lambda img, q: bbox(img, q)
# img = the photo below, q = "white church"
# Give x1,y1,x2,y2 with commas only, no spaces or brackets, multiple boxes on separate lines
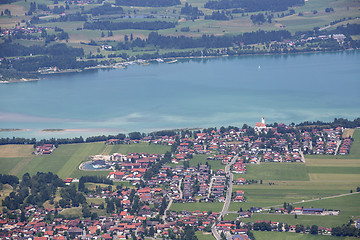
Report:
255,117,267,132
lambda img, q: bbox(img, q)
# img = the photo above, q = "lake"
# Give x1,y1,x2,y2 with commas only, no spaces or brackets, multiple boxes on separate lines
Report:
1,50,359,139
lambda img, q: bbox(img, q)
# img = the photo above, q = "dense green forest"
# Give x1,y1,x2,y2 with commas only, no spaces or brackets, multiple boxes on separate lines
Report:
204,0,304,12
84,3,124,16
83,20,177,31
115,0,181,7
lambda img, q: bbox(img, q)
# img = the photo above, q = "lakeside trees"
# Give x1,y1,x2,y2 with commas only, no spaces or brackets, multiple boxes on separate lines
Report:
83,20,177,31
115,0,180,7
204,0,304,12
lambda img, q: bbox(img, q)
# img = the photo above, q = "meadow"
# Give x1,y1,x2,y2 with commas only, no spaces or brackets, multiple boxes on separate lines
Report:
0,142,170,179
225,129,360,228
252,231,359,240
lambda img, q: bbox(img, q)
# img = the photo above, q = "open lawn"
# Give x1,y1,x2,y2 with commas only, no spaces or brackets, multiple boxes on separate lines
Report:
0,184,14,208
252,231,358,240
60,207,82,218
0,142,171,179
241,163,309,181
196,231,216,240
0,144,33,158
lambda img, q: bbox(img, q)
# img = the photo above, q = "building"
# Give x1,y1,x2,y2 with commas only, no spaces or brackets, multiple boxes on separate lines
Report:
255,117,266,132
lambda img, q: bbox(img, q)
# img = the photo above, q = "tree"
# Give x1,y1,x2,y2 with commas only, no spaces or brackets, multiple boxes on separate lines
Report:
310,225,318,235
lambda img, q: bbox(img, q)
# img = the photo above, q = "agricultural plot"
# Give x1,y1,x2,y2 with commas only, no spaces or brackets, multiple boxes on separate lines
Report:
0,142,171,179
240,163,309,181
253,231,358,240
228,130,360,229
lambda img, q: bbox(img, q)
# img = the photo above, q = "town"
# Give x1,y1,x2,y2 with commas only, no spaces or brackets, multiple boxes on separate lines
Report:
0,118,359,240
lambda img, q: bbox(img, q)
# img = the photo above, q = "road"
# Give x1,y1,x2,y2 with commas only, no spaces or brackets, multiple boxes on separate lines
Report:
208,177,215,198
178,178,183,199
212,154,238,240
221,155,238,215
300,151,305,163
334,139,341,155
162,198,173,222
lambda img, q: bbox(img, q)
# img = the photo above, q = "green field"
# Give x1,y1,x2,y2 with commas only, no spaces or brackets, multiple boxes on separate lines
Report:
227,130,360,228
0,142,170,179
196,231,216,240
239,163,309,181
253,231,358,240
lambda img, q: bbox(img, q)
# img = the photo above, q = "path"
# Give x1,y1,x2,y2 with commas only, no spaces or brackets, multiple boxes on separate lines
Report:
300,151,305,163
334,140,341,155
162,198,173,222
100,144,111,155
264,191,360,209
178,178,183,199
208,177,214,198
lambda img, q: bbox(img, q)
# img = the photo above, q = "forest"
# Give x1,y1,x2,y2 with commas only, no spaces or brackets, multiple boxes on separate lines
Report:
83,20,177,31
115,0,181,7
204,0,305,12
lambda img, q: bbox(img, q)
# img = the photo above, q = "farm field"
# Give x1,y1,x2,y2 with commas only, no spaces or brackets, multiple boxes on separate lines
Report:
252,231,359,240
228,129,360,228
0,142,170,179
239,163,309,181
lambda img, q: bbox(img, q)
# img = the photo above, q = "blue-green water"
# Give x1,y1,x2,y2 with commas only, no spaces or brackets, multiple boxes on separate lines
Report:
1,51,359,139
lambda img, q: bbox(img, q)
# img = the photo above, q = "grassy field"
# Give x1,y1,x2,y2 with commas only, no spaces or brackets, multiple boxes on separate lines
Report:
0,142,170,179
252,231,358,240
196,231,216,240
227,129,360,228
239,163,309,181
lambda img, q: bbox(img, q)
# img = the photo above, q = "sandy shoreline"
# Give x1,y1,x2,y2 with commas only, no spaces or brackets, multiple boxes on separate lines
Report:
0,78,39,83
39,128,91,133
0,128,30,132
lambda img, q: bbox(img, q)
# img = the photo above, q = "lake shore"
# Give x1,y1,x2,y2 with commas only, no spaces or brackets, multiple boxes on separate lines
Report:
0,48,356,83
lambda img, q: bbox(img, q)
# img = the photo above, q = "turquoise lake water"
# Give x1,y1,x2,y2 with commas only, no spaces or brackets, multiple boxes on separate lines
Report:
0,51,359,139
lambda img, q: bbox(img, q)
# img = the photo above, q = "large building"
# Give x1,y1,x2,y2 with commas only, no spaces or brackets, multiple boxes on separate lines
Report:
255,117,266,131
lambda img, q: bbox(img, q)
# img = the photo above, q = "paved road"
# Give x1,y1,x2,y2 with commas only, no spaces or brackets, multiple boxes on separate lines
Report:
208,177,215,198
178,178,183,199
335,140,341,155
222,155,238,215
212,154,238,240
300,151,305,163
162,198,173,222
